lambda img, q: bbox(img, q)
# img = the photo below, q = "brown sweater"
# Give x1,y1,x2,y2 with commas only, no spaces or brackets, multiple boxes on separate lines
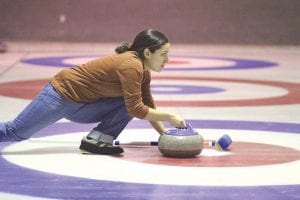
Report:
50,51,155,119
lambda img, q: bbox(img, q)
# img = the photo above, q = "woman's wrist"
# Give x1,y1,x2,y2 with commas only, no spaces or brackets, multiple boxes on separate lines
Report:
144,108,169,121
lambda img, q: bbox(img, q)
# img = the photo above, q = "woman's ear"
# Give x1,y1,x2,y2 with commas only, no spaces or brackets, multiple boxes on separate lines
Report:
143,48,151,59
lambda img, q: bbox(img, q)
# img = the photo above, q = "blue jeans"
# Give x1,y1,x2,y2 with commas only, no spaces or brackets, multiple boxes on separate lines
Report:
0,83,133,143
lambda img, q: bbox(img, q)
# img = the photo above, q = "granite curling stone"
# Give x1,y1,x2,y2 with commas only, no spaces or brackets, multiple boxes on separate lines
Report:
158,123,204,158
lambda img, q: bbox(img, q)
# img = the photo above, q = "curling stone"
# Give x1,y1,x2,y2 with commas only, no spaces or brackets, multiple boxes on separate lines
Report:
158,123,204,158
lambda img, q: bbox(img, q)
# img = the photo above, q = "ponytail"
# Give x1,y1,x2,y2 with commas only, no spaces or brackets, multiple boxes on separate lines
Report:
115,42,131,54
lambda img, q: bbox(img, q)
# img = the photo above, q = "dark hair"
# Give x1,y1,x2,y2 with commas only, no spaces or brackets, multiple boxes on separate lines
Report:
115,29,169,60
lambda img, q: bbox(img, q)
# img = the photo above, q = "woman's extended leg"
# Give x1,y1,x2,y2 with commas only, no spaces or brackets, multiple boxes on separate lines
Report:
0,83,81,142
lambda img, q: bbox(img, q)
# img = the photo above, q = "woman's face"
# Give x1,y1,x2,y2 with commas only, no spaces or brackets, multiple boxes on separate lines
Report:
143,43,170,72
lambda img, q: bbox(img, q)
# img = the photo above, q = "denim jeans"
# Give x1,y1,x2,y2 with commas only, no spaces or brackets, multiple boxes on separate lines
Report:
0,83,133,142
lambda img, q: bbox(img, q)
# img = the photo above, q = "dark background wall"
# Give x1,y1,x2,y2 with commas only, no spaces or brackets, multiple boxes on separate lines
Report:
0,0,299,44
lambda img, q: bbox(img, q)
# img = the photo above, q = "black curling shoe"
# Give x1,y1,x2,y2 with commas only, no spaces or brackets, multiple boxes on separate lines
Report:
79,136,124,155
